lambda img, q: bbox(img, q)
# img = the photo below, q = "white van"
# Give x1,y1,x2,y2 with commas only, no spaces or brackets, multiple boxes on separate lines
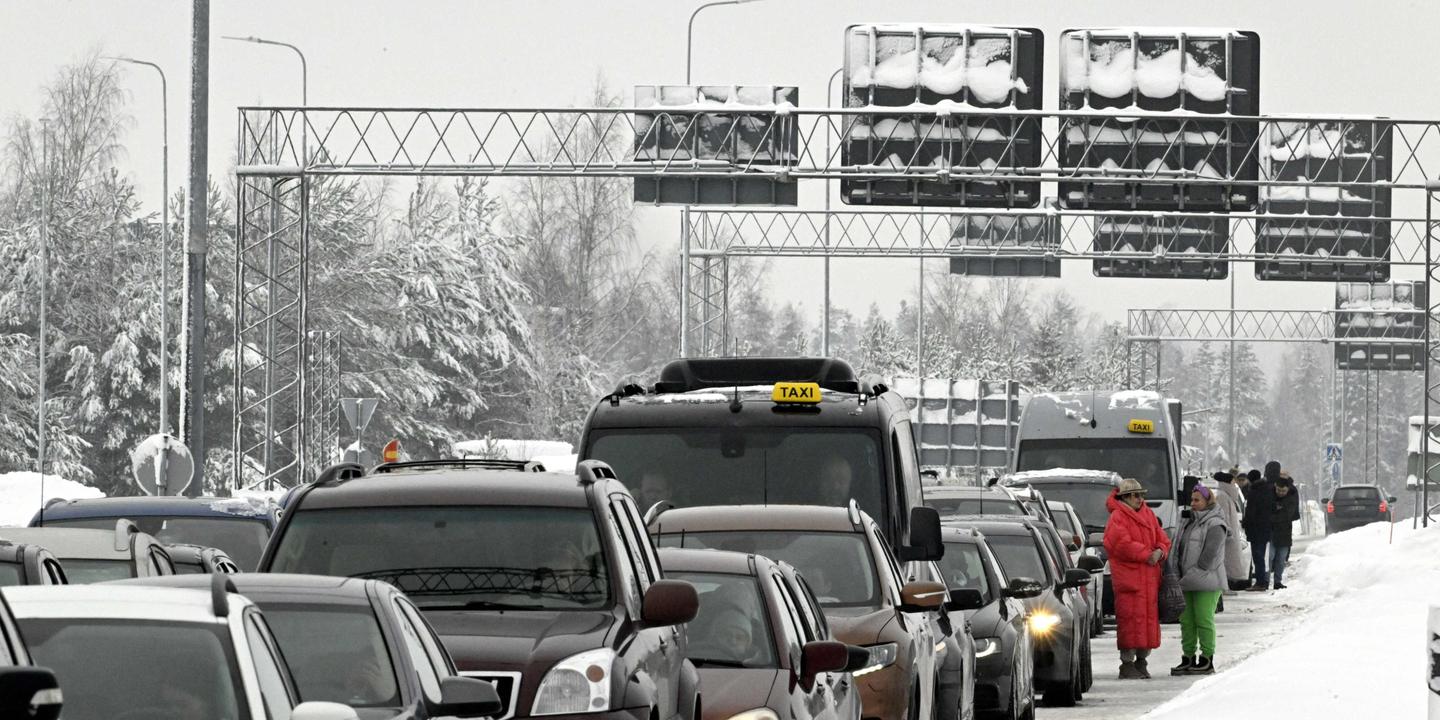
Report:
1010,391,1183,530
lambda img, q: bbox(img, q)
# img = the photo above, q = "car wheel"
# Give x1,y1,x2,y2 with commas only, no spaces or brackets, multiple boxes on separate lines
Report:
1080,639,1093,693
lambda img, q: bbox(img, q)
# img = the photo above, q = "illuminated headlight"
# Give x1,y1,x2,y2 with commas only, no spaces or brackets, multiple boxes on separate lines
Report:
1028,611,1061,635
974,637,1001,658
532,648,616,715
726,710,779,720
852,642,899,677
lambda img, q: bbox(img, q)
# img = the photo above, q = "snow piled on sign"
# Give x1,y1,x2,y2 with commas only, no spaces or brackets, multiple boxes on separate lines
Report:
0,471,105,527
1145,523,1440,719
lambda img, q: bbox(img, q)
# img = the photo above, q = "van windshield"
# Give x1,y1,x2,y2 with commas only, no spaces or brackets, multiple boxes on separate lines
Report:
1016,438,1173,500
586,428,886,522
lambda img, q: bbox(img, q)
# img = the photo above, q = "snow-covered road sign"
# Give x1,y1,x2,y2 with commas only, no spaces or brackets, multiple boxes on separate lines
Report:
130,434,194,496
340,398,378,432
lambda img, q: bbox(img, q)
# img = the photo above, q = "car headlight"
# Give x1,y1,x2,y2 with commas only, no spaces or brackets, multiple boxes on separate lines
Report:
726,710,779,720
532,648,616,716
852,642,898,677
974,637,1001,658
1028,611,1061,635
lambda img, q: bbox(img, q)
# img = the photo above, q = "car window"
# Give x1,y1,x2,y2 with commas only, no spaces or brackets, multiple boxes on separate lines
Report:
393,600,444,703
770,576,807,658
985,533,1051,585
246,615,296,720
894,421,922,520
977,539,1009,588
1029,483,1113,532
43,516,271,571
927,496,1027,517
0,606,19,665
59,559,134,583
1050,508,1077,537
1335,487,1380,501
261,603,401,708
789,573,831,641
660,530,882,609
398,599,458,679
1037,528,1070,571
938,541,992,601
611,494,660,586
269,506,611,610
22,618,247,720
608,503,648,605
44,559,65,585
0,564,21,587
871,526,907,597
670,571,778,669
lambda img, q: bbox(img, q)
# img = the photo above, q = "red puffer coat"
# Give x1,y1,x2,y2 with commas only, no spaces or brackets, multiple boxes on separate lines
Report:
1103,490,1172,650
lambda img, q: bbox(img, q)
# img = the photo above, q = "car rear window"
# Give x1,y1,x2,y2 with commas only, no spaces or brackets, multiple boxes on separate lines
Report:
268,506,611,610
1334,487,1380,501
43,517,270,571
60,559,134,584
0,563,22,586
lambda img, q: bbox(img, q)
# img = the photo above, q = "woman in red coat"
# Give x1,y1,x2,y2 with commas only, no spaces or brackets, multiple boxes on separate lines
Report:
1103,478,1172,679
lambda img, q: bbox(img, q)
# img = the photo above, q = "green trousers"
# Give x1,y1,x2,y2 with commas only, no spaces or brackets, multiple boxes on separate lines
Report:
1180,590,1222,657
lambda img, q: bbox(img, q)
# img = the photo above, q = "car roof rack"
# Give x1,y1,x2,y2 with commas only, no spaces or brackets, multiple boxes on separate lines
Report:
575,459,617,486
653,357,866,394
371,458,548,474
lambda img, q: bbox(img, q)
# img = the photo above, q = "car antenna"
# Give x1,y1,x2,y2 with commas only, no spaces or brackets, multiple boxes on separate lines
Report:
1089,388,1098,429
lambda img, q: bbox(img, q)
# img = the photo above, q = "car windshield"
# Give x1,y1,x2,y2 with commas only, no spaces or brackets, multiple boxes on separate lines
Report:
1335,487,1380,501
1016,438,1173,499
927,496,1026,517
985,534,1050,585
268,507,611,610
0,563,22,586
262,604,402,708
60,559,134,583
21,619,246,720
659,531,880,609
669,572,778,669
44,517,270,571
938,541,991,599
586,428,886,524
1029,483,1114,532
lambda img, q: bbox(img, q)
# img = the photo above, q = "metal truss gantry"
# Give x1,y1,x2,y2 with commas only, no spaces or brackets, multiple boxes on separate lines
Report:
233,105,1440,490
1126,307,1418,494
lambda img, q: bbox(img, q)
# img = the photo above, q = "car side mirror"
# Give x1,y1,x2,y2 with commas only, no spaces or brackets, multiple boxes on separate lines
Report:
1061,568,1090,589
1001,577,1044,599
898,507,944,562
799,640,848,691
1085,531,1105,548
843,645,872,673
0,666,62,720
641,579,699,627
432,676,503,718
292,702,361,720
1320,497,1329,504
943,587,985,612
1077,555,1105,573
898,580,947,612
1388,496,1398,503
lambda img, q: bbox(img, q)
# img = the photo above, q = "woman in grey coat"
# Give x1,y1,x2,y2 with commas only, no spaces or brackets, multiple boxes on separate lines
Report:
1169,484,1229,676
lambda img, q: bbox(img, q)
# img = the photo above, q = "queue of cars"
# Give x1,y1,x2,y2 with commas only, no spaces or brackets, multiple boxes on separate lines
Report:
0,356,1119,720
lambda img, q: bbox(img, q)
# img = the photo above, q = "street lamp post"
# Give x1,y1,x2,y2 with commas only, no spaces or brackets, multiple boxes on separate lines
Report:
106,57,170,434
686,0,763,84
221,35,307,104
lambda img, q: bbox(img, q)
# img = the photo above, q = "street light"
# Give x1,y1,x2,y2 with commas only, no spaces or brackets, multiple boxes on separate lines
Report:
104,56,171,434
221,35,307,104
686,0,764,84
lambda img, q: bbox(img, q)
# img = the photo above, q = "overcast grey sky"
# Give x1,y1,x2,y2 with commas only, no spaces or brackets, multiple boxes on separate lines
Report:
4,0,1437,342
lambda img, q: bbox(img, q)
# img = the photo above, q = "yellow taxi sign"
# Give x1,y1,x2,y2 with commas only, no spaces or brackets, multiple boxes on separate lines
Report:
1128,419,1155,434
772,382,822,404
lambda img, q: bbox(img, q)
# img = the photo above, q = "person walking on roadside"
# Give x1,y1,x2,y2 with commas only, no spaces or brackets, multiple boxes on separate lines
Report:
1241,462,1279,590
1169,484,1229,676
1211,471,1249,592
1270,473,1301,589
1104,478,1172,679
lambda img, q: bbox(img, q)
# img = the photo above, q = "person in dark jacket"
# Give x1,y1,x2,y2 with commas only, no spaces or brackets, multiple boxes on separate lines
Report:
1270,473,1301,589
1170,483,1229,675
1241,462,1280,590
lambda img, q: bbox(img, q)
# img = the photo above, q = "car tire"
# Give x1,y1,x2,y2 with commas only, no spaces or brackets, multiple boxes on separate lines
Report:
1080,638,1093,693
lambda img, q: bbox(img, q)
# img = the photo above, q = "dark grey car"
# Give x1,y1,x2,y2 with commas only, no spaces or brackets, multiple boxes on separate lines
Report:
937,527,1040,720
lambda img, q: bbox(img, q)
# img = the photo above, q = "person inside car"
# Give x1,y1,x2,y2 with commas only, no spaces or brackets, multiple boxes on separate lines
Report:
692,601,764,666
816,455,854,507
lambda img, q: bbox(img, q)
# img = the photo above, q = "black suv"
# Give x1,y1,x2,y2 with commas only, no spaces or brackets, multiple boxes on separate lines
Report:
260,459,701,720
1324,484,1396,533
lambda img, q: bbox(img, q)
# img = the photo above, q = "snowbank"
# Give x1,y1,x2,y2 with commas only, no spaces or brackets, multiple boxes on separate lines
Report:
1144,522,1440,719
0,471,105,527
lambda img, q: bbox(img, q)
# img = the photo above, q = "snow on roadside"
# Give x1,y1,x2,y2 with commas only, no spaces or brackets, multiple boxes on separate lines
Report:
1145,522,1440,719
0,471,105,527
